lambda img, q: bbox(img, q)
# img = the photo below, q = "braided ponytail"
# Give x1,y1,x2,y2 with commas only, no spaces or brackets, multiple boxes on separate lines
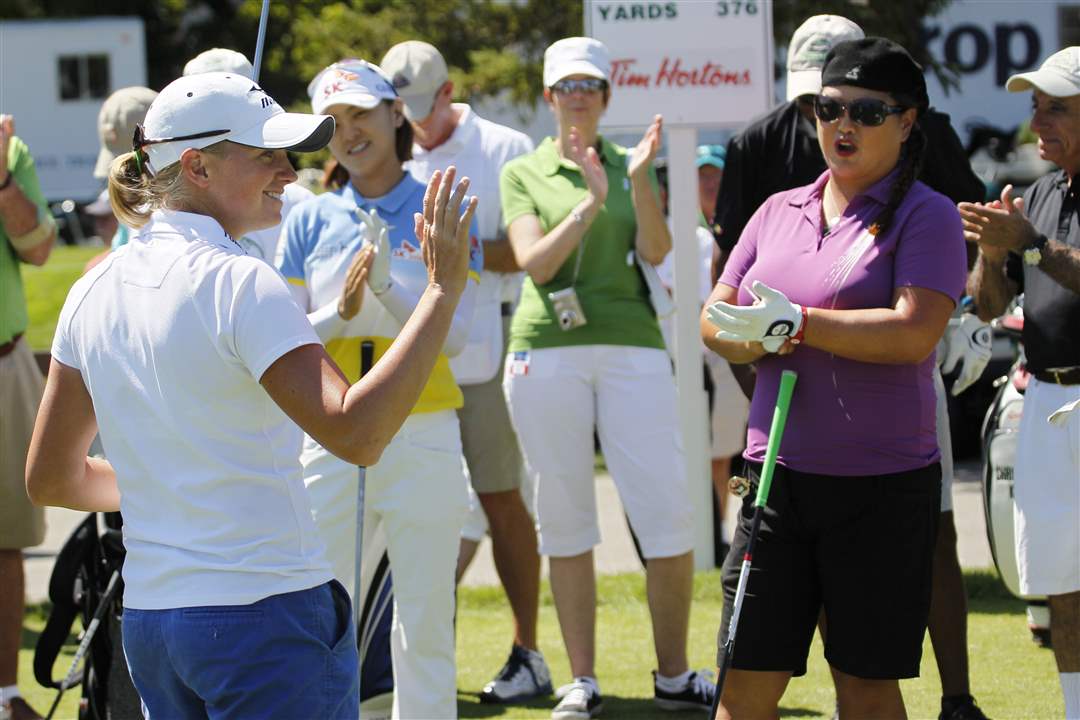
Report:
870,119,927,237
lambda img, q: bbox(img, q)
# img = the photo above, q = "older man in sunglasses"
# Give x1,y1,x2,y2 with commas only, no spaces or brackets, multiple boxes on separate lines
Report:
711,16,991,720
962,46,1080,720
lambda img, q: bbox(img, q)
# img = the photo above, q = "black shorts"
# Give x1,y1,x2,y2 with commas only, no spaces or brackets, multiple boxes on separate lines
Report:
716,460,940,679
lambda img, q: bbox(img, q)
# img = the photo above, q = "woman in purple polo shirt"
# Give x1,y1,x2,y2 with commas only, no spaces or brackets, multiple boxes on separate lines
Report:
700,39,967,719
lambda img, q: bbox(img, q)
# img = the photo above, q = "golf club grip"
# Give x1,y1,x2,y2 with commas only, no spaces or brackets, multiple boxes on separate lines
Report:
754,370,797,508
360,340,375,377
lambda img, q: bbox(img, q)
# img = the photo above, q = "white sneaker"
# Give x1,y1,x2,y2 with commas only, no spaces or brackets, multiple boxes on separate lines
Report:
552,678,603,720
479,644,553,704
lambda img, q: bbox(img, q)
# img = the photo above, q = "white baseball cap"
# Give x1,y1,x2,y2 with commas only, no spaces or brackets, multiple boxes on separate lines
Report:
183,48,254,79
307,59,399,116
1006,47,1080,97
96,86,158,178
543,37,610,88
786,15,864,101
380,41,449,122
139,72,334,174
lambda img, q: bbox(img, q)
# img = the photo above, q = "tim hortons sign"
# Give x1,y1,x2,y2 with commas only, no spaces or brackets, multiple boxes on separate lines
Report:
585,0,773,128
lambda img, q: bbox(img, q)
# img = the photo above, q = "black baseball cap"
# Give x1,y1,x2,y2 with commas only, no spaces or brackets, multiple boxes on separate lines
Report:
820,37,928,111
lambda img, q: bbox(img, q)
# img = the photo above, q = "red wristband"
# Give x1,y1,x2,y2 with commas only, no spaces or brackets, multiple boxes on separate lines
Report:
790,305,809,345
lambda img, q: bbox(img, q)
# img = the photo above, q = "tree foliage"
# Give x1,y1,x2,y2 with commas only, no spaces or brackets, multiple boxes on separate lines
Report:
0,0,958,106
1,0,582,109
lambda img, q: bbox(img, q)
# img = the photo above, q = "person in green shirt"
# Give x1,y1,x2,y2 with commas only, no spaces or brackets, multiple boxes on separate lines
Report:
498,37,716,719
0,114,56,720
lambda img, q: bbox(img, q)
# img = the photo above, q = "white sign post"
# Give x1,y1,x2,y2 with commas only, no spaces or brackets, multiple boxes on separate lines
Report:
585,0,773,570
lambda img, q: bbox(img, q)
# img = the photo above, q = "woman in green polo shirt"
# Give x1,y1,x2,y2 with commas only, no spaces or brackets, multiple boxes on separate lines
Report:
498,37,715,719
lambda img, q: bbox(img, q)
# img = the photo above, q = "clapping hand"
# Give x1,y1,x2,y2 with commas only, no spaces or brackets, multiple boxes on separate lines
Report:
567,125,607,205
413,166,478,298
337,245,374,320
0,114,13,185
354,207,392,295
628,114,662,182
958,184,1039,261
705,281,804,353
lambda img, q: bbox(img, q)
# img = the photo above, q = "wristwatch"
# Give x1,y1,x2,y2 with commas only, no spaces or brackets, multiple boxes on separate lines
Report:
1023,234,1048,266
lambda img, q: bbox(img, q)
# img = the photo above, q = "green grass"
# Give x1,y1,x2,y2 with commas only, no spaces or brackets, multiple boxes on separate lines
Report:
454,569,1060,720
23,244,101,351
18,569,1060,719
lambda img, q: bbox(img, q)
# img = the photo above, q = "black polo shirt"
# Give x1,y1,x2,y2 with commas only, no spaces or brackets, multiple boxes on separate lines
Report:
714,101,984,253
1007,170,1080,373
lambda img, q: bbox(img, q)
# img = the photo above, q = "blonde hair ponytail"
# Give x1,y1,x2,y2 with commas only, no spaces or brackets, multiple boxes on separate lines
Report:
107,142,228,228
108,152,155,228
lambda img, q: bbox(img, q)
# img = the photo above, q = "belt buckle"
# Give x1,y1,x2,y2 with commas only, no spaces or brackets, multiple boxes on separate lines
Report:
1053,369,1064,384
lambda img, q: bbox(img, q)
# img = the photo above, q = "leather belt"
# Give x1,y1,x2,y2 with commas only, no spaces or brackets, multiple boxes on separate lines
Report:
0,332,23,359
1034,366,1080,386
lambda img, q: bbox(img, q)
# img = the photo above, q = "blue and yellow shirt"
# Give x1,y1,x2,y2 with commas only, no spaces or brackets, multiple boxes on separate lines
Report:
278,174,481,414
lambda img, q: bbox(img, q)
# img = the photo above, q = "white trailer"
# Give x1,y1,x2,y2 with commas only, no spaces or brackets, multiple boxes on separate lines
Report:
0,17,147,203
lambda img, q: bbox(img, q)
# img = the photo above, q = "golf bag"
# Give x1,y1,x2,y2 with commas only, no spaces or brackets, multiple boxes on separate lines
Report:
33,512,142,720
980,308,1051,642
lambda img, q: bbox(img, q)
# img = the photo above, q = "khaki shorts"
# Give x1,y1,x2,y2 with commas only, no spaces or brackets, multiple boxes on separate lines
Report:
0,337,46,549
456,315,525,495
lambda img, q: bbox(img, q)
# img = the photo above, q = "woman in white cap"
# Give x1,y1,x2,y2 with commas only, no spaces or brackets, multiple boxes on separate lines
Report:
25,71,477,719
277,58,481,720
182,47,316,264
499,37,715,719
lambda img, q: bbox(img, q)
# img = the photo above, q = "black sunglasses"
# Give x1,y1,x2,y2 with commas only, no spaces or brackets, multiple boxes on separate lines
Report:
551,78,608,95
132,123,231,152
813,95,907,127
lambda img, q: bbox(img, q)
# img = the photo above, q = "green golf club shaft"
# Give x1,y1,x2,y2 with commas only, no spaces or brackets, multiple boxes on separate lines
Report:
713,370,798,710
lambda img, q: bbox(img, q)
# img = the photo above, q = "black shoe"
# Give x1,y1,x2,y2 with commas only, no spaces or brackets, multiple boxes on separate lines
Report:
1031,626,1052,648
939,695,991,720
653,670,716,712
479,644,553,704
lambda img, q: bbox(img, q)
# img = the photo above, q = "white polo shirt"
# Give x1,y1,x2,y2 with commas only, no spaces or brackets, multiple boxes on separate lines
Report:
52,209,333,609
407,103,533,384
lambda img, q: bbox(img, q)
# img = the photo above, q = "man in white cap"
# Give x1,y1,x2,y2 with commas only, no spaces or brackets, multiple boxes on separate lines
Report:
182,47,254,78
379,39,549,706
962,46,1080,720
183,48,314,263
94,86,157,251
713,16,991,720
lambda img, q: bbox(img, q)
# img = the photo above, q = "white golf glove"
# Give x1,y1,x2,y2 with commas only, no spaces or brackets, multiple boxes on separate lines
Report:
705,280,804,353
939,313,992,396
354,207,391,295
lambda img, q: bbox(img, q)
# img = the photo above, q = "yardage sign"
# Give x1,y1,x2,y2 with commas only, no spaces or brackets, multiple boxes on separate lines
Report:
584,0,774,130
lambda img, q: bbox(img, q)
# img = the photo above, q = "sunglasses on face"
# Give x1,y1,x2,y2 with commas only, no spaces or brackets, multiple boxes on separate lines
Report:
551,78,607,95
813,95,907,127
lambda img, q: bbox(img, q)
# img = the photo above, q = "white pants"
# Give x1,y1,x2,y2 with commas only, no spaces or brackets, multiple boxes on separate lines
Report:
933,370,955,513
302,411,469,720
707,353,749,460
1015,378,1080,596
503,345,694,559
